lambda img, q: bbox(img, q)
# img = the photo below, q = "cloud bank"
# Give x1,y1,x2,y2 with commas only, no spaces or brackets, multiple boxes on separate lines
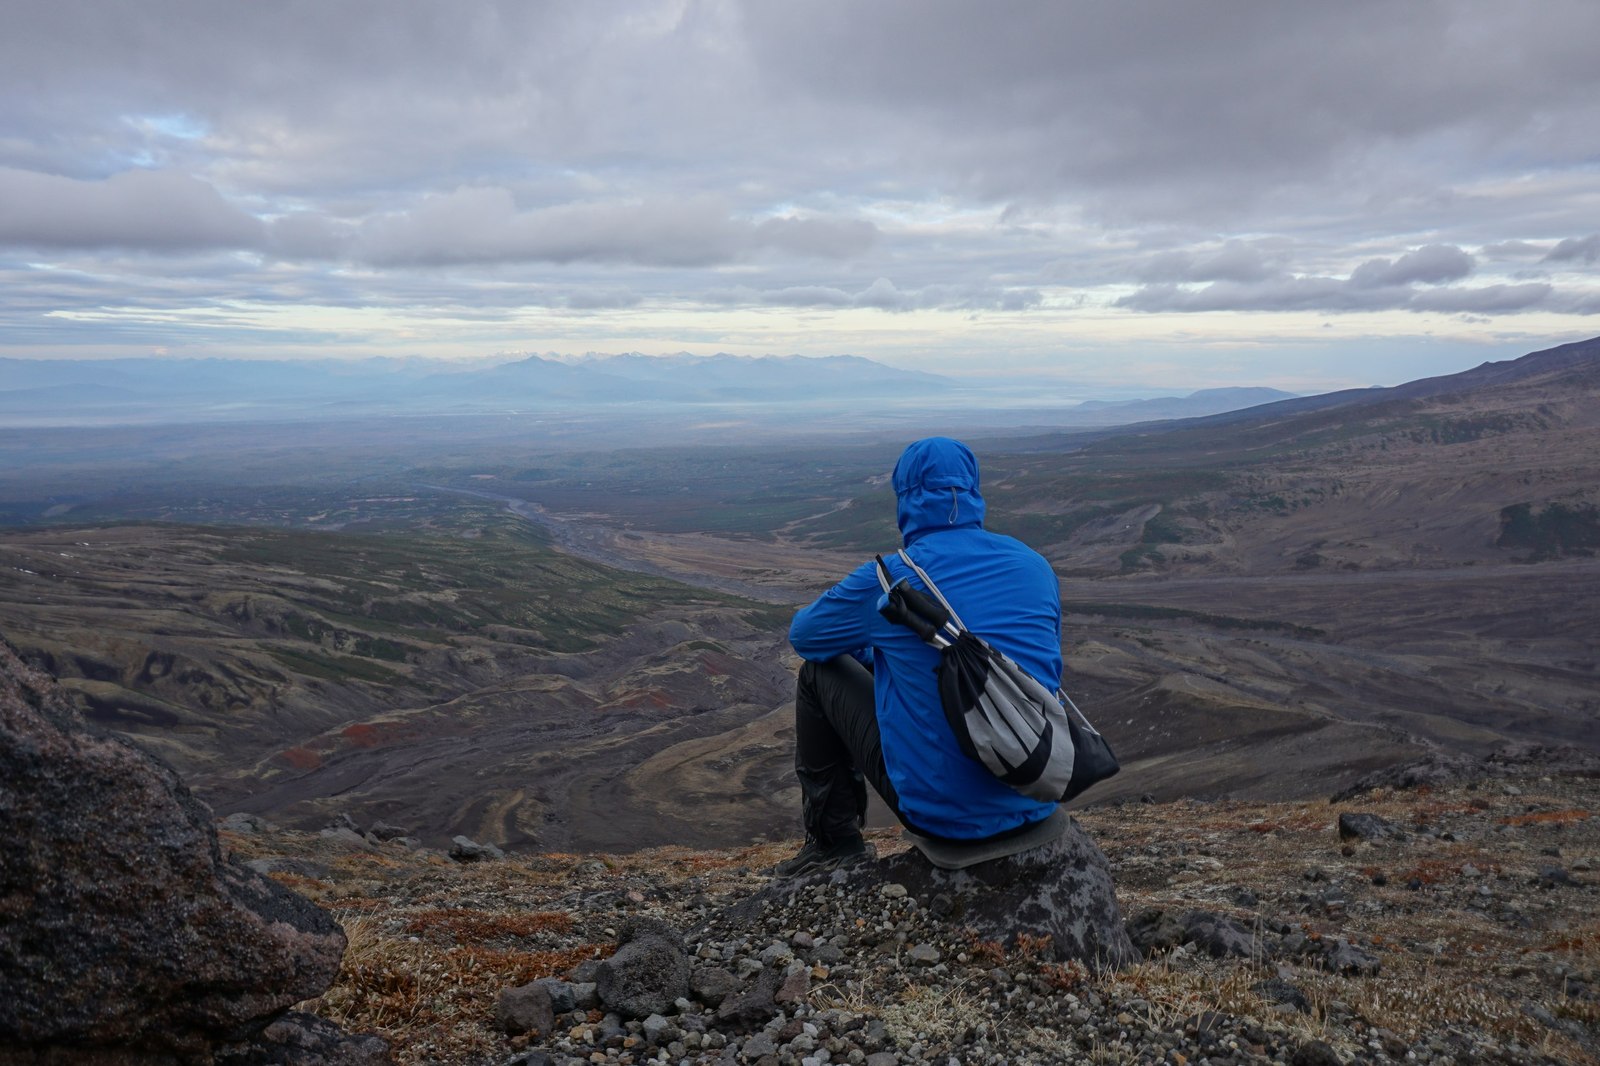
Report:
0,0,1597,378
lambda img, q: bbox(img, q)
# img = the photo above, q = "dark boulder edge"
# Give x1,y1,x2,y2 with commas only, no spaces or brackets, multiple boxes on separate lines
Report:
0,636,389,1063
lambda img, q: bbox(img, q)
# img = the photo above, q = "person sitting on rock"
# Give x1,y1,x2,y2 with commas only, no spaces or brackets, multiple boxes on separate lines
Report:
779,436,1062,876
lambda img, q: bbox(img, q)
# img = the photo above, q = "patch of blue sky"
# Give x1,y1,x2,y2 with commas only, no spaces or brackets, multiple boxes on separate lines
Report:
129,112,210,140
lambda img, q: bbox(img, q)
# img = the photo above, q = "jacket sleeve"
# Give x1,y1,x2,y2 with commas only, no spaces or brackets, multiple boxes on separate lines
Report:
788,560,880,662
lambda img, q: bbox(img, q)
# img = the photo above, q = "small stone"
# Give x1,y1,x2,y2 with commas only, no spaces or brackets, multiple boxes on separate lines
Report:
449,835,505,862
1537,865,1573,888
219,811,268,834
641,1013,672,1045
690,965,735,1007
1292,1039,1343,1066
880,883,908,900
1252,978,1310,1013
759,942,795,967
775,966,811,1005
906,943,941,966
496,982,555,1036
1337,812,1403,843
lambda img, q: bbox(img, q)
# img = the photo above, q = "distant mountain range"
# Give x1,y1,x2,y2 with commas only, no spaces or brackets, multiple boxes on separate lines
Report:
0,351,1296,427
0,352,951,423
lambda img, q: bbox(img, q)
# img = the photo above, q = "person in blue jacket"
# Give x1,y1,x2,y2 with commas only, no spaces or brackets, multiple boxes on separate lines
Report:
779,436,1062,876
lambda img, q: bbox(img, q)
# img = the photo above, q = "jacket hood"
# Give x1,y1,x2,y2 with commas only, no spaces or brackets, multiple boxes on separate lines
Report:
892,437,986,545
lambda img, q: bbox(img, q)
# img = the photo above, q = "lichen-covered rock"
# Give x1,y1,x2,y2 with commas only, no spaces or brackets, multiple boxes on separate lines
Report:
595,917,690,1019
730,814,1136,968
0,637,376,1061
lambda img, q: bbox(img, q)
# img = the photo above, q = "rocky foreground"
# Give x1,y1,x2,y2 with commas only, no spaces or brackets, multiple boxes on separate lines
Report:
221,750,1598,1066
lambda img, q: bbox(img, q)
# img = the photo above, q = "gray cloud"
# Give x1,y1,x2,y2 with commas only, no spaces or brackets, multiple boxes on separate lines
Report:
1118,275,1558,315
755,278,1039,313
1135,241,1279,284
1545,235,1600,263
1349,245,1475,288
0,167,262,251
346,190,876,267
1,1,1598,367
1481,240,1550,258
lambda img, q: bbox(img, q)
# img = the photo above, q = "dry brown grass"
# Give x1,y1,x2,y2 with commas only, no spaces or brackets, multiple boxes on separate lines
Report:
401,908,574,942
300,905,611,1063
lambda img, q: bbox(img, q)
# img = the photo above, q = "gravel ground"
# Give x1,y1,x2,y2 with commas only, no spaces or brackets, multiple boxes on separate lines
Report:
228,754,1598,1065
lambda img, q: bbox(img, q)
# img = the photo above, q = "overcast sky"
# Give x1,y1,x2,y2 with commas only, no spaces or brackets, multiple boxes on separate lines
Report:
3,1,1599,394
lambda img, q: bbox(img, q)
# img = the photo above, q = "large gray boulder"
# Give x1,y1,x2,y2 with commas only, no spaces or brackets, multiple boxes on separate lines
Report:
869,821,1139,967
0,637,386,1062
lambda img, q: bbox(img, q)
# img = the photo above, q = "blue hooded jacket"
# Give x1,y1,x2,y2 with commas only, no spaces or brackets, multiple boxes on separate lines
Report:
788,437,1061,838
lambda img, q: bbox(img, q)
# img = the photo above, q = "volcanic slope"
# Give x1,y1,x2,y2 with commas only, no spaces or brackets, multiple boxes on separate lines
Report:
0,512,798,851
456,338,1600,805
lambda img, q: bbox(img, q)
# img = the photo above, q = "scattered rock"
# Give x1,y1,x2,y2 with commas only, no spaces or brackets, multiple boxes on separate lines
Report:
596,917,690,1019
1252,978,1310,1013
1129,909,1255,959
534,978,578,1014
714,965,783,1029
320,826,372,848
723,813,1136,967
367,820,410,842
1180,910,1258,959
496,982,555,1035
1537,865,1573,888
1292,1039,1344,1066
1127,909,1187,955
1319,938,1381,976
449,835,505,862
773,965,810,1004
1337,812,1404,843
690,965,736,1007
220,811,270,834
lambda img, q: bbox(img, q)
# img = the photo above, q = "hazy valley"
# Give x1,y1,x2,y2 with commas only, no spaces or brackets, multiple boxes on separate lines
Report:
1,340,1596,852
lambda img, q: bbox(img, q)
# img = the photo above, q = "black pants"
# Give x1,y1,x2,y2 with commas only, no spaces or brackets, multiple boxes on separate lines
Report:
794,655,907,844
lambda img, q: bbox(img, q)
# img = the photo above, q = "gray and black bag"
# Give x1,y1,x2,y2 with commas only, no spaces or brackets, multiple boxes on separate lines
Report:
875,550,1118,803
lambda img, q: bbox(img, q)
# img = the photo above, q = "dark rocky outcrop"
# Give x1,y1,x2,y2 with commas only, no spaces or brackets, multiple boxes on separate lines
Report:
1128,908,1258,959
595,917,691,1019
0,637,384,1063
716,815,1136,969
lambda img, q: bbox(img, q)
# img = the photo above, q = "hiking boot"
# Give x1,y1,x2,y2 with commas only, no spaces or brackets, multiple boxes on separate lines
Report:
773,834,873,879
